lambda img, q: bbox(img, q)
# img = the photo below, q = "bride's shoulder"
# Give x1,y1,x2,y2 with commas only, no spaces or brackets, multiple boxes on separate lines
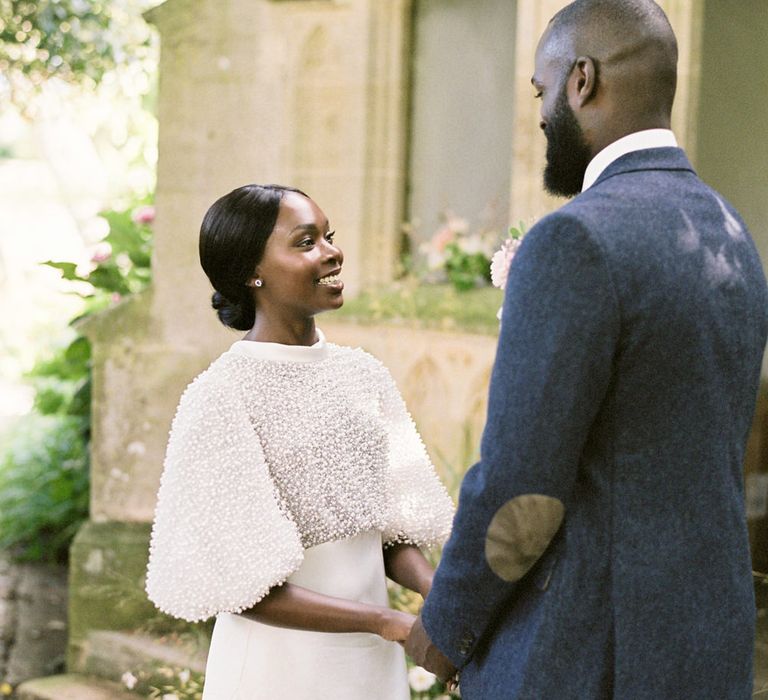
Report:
327,343,390,379
174,353,244,411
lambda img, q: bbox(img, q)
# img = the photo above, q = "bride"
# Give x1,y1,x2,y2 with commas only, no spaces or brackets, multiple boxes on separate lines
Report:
145,183,455,699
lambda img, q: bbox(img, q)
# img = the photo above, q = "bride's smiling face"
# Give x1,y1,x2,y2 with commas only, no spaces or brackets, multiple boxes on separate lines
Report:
252,191,345,317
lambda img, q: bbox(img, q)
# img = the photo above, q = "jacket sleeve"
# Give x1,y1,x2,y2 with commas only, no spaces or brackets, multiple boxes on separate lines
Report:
375,362,455,549
145,372,304,622
421,214,619,667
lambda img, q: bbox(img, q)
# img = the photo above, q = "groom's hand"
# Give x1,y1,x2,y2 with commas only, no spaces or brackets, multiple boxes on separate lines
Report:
405,614,458,682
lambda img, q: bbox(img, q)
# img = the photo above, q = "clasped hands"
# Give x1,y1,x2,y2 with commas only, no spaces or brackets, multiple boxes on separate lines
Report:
404,614,459,689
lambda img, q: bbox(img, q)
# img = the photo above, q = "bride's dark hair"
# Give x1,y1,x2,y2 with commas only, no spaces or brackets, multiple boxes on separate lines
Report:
199,184,307,330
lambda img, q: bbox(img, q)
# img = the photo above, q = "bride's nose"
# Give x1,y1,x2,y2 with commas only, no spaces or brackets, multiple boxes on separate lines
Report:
322,237,343,265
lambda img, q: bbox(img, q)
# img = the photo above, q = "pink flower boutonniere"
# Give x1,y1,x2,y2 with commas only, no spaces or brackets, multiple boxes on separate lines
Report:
490,223,527,320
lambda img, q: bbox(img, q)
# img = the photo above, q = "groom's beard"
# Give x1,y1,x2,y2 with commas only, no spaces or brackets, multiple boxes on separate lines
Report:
543,85,592,198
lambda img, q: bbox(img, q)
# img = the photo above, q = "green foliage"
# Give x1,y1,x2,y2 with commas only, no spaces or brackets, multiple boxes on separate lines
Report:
0,414,89,562
0,200,153,562
443,242,493,292
0,0,154,105
412,218,529,295
147,667,205,700
42,202,153,316
1,1,115,82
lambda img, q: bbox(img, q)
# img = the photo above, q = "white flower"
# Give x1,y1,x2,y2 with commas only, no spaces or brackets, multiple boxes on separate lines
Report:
161,695,179,700
121,671,137,690
408,665,437,692
445,213,469,235
178,668,191,684
490,237,522,290
457,234,484,255
424,247,448,272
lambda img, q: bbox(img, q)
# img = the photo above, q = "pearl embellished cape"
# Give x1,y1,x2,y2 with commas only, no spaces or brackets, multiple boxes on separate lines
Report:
145,330,454,622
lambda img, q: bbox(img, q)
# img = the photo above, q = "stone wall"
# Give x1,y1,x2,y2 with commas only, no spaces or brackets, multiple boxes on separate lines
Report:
0,554,68,689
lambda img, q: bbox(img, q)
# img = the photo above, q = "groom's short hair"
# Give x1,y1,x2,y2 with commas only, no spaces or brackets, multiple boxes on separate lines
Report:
545,0,678,118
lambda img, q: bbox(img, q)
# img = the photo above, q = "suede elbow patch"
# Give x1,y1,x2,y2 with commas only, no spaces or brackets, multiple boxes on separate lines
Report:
484,494,564,582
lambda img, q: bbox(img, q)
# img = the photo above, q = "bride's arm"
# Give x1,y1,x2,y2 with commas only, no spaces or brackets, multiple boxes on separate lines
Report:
239,582,415,642
383,543,435,598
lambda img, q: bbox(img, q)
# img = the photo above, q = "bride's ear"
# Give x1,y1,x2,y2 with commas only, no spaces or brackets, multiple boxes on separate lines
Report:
570,56,598,108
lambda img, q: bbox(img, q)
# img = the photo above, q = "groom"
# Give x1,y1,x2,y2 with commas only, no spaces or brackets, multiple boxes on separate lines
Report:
406,1,768,698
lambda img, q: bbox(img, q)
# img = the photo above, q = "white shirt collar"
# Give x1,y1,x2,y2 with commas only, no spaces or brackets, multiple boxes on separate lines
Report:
228,328,329,363
582,128,678,191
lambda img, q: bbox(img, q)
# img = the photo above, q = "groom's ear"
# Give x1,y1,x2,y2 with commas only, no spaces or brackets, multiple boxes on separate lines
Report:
570,56,598,108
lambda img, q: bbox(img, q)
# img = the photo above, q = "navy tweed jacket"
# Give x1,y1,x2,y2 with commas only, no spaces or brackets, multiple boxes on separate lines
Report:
422,147,768,699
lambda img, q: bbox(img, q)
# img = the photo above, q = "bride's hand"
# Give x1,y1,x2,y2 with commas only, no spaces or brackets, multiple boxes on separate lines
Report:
377,608,416,644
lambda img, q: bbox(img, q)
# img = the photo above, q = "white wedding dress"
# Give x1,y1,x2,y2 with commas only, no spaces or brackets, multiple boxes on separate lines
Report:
201,530,409,700
145,331,454,699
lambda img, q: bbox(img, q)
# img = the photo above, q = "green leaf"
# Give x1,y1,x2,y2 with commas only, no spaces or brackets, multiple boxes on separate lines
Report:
128,249,152,268
34,387,67,415
64,336,91,368
67,378,91,419
41,260,86,282
86,265,131,294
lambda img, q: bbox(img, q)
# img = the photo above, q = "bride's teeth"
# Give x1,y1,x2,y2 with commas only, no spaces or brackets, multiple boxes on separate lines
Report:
318,275,340,286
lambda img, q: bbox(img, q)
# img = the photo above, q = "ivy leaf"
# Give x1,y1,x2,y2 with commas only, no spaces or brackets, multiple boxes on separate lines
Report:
41,260,87,282
64,336,91,369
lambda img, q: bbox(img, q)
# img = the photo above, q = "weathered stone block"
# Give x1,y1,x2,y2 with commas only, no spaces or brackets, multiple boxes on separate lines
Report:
79,630,207,683
16,674,136,700
5,562,67,687
67,522,155,671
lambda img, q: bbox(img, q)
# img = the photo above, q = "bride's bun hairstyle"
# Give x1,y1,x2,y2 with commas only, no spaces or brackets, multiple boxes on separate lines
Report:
199,184,306,330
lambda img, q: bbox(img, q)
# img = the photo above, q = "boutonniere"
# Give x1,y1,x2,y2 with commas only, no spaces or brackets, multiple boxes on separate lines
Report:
490,223,527,320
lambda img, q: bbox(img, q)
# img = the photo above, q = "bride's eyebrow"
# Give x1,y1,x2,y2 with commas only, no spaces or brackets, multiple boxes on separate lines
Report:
289,223,318,233
289,222,331,235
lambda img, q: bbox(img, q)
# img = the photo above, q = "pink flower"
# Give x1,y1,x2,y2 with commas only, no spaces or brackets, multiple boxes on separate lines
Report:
90,243,112,264
111,293,122,304
132,205,155,225
490,237,522,289
430,225,455,253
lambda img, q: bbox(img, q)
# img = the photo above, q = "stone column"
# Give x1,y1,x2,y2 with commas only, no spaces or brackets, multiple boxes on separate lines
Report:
508,0,567,226
277,0,412,289
656,0,704,159
508,0,703,225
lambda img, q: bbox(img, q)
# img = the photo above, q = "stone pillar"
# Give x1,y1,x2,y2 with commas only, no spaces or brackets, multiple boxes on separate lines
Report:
508,0,567,226
508,0,703,225
277,0,412,289
656,0,704,159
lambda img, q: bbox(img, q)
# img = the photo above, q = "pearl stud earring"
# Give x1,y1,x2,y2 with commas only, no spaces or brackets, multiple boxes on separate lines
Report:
251,279,263,288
